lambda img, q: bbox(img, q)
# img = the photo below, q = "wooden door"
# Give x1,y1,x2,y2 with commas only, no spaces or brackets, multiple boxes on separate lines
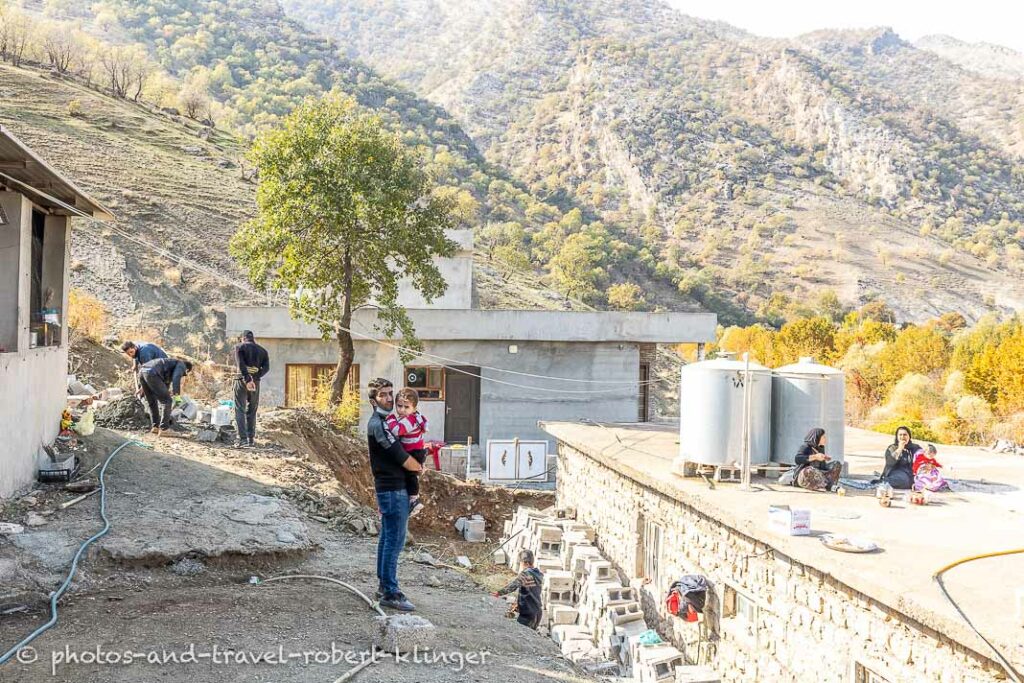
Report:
444,366,480,444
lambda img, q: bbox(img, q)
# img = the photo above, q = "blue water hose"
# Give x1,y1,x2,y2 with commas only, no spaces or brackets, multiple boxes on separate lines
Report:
0,438,146,666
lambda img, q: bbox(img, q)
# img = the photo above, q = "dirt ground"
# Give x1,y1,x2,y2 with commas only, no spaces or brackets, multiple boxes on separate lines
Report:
0,425,576,683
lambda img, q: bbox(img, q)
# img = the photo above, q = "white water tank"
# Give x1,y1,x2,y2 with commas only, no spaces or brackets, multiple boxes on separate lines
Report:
678,355,772,466
771,357,845,464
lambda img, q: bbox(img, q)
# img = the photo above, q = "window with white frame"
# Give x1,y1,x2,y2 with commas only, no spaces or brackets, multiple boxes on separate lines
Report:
636,515,663,589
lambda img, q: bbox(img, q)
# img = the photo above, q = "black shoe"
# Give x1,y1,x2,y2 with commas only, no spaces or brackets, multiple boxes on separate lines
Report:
379,593,415,612
409,499,424,518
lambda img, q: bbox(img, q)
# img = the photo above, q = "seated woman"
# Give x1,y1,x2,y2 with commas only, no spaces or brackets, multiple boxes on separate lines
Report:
881,426,920,490
794,427,842,492
913,444,950,492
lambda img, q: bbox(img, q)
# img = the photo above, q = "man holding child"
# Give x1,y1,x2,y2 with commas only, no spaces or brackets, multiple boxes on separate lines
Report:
366,377,423,612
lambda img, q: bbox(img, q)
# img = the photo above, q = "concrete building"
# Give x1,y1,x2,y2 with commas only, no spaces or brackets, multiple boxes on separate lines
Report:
0,126,112,498
226,230,716,471
543,421,1023,682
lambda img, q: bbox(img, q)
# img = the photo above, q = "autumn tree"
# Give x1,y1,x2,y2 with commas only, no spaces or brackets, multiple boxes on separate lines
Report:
607,282,644,311
41,22,81,74
231,94,458,404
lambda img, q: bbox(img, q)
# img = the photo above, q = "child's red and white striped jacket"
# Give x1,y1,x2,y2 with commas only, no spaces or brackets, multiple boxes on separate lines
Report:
385,412,428,451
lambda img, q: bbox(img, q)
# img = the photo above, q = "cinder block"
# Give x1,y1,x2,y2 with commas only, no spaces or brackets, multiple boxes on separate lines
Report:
536,557,562,574
544,588,575,605
492,549,507,565
372,614,436,653
606,601,643,624
543,570,574,591
551,625,591,644
550,605,579,626
538,525,563,543
636,645,684,683
463,518,486,542
599,585,636,607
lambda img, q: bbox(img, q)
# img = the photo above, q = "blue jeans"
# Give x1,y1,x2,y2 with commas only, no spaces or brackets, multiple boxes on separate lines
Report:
375,489,409,597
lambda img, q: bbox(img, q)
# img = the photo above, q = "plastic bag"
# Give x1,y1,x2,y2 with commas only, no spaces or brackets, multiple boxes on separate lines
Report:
778,465,800,486
74,407,96,436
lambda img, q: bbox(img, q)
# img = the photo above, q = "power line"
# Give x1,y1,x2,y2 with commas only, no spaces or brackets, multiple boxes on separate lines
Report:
77,220,671,395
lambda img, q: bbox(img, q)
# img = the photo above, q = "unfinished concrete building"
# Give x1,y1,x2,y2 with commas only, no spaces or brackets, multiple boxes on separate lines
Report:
226,230,717,466
0,126,112,498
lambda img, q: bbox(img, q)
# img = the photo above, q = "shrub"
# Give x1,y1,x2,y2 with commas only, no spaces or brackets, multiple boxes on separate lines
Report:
68,288,108,342
67,99,83,118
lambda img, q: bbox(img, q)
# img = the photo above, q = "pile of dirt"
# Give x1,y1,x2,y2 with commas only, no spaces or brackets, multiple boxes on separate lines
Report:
95,396,151,430
69,335,131,390
258,408,554,535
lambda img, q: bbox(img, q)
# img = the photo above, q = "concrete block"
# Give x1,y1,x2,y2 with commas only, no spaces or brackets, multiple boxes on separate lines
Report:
372,614,436,653
636,645,684,683
606,601,643,624
536,557,562,574
586,560,616,584
560,639,593,658
599,585,636,607
544,588,575,605
539,540,562,555
543,569,574,591
195,428,220,443
463,518,486,542
538,525,563,543
551,625,591,645
492,549,507,565
550,605,578,626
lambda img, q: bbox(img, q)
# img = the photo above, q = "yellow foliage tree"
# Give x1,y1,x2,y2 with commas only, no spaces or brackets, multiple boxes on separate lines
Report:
68,288,108,342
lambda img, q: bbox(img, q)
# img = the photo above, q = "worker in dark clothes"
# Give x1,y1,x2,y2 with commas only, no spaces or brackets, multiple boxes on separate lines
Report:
366,377,423,612
121,340,167,399
492,550,544,629
139,358,193,435
233,330,270,448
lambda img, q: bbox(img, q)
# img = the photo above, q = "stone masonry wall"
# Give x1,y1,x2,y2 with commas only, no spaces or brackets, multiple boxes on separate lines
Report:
555,441,1002,682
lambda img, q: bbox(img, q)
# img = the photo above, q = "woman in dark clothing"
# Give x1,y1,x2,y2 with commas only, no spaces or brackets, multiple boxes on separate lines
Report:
794,427,842,491
882,426,919,490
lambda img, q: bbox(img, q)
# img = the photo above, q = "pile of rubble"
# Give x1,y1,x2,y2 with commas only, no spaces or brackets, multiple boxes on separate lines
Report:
989,439,1024,456
94,396,151,430
498,506,712,682
270,487,379,536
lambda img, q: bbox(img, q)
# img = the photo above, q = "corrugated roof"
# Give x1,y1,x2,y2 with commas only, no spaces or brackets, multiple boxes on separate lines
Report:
0,125,113,220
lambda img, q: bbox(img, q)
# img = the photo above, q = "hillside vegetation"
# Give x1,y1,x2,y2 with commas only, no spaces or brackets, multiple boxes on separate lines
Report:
282,0,1024,323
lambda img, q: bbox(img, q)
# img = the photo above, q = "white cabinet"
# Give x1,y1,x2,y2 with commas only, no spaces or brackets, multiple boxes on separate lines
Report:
486,439,549,481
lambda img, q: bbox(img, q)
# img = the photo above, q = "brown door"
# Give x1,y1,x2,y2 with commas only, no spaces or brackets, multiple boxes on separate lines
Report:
444,366,480,444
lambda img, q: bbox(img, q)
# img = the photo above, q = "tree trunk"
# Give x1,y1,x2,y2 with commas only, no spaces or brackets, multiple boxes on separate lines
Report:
330,249,355,405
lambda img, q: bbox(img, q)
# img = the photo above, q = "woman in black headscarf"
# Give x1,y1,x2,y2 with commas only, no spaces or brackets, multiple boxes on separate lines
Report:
881,425,918,490
794,427,842,492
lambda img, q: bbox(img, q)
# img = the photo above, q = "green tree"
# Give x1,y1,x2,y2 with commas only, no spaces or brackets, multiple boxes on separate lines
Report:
231,94,457,403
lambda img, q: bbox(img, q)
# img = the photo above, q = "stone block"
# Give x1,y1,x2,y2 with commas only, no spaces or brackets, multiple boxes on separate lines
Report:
372,614,436,653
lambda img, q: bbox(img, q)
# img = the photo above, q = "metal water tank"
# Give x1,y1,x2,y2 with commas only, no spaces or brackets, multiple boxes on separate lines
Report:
678,355,772,466
771,357,845,464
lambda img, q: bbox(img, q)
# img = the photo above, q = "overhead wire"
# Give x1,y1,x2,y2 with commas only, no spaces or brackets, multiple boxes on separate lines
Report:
77,219,672,394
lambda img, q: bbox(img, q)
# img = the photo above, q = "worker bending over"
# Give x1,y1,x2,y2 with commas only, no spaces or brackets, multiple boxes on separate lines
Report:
121,339,167,399
139,357,193,436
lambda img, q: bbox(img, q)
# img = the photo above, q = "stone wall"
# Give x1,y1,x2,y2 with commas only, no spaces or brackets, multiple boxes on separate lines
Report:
555,440,1002,682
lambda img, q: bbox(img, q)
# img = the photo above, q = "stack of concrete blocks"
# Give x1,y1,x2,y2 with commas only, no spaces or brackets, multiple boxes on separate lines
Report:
633,644,686,683
497,506,687,681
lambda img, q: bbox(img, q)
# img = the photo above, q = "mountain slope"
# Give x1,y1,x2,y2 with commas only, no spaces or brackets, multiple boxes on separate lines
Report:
280,0,1024,323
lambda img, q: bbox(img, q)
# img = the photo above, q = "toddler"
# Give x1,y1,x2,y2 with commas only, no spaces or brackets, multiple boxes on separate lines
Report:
386,387,429,517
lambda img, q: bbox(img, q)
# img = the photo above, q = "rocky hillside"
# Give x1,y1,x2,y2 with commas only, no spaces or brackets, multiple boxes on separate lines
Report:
281,0,1024,323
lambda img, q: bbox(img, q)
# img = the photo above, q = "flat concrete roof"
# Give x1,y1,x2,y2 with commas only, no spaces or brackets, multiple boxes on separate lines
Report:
541,421,1024,673
227,306,717,343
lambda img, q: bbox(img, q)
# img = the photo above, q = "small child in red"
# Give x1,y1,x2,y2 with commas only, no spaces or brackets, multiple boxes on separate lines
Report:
386,387,429,517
